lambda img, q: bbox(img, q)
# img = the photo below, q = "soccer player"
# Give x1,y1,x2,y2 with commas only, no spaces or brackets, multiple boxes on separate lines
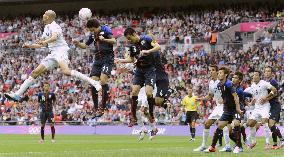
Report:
5,10,101,101
244,71,277,149
194,65,231,152
264,66,284,149
38,81,56,143
204,67,242,153
182,85,200,142
115,28,161,127
137,86,158,141
73,19,116,116
228,71,251,152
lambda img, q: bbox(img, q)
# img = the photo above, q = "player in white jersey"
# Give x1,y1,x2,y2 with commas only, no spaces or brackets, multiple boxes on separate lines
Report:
137,86,158,141
194,65,231,152
244,71,277,149
5,10,101,102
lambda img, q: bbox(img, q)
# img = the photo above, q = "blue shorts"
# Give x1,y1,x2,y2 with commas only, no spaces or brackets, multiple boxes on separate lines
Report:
133,67,156,87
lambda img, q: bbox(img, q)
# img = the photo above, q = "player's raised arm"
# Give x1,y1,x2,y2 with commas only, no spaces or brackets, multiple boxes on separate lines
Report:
141,35,161,55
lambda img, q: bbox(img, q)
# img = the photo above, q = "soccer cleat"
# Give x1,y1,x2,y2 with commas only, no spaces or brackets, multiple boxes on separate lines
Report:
39,139,44,144
239,147,244,152
90,80,102,91
138,130,147,141
271,145,279,150
265,143,271,150
189,138,195,142
193,145,207,152
149,129,158,140
249,142,257,149
233,146,240,154
51,139,55,143
204,146,216,153
219,146,232,152
128,118,137,127
4,92,21,102
279,140,284,148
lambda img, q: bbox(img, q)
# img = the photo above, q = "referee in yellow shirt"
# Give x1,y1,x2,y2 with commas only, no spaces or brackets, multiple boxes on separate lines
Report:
182,85,200,142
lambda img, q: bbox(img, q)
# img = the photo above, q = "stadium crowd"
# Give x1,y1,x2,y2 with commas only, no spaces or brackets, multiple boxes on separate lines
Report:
1,7,284,126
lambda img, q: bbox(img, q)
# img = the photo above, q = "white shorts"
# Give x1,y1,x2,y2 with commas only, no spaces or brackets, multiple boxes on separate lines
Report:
40,47,70,70
249,106,270,120
208,104,224,120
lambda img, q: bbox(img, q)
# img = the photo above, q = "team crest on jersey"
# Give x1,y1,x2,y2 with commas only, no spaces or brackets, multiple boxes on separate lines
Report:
141,40,145,45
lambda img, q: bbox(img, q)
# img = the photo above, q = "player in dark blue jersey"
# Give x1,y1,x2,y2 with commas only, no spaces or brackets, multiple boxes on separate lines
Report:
116,27,161,127
153,52,171,108
264,66,284,149
204,67,242,153
38,81,56,143
73,19,116,116
228,71,252,152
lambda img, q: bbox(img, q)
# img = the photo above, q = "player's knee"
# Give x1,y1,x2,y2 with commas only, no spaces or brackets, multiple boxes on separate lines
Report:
131,90,139,96
155,97,163,106
205,121,211,129
268,123,274,128
61,69,71,76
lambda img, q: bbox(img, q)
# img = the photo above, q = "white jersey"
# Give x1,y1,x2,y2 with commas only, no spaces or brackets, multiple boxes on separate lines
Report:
209,79,223,105
41,21,69,51
244,80,272,109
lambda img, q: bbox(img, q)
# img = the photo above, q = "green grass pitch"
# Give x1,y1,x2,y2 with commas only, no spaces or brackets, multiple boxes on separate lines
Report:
0,135,283,157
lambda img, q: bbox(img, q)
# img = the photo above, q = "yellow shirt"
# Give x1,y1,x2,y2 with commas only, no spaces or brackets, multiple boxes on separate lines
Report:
182,95,199,111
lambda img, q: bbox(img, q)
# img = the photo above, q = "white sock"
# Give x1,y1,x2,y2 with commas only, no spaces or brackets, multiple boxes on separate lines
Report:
149,121,157,131
202,129,210,147
71,70,99,86
223,126,230,148
249,127,256,144
264,123,271,144
137,110,146,131
15,76,36,96
243,123,247,129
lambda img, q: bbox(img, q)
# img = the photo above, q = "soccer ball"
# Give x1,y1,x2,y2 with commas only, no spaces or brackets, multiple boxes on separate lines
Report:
79,8,92,20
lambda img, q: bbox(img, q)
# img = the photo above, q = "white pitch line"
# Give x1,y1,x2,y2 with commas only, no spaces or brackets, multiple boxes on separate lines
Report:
0,147,187,156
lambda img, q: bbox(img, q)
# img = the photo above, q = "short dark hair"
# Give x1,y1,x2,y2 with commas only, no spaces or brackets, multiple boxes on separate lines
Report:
219,67,229,78
265,66,274,72
124,27,136,37
254,70,262,77
86,19,100,28
209,65,218,71
234,71,243,81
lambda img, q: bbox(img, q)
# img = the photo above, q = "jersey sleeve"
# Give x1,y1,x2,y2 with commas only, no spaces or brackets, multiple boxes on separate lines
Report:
262,81,273,90
244,87,252,94
270,79,279,90
102,26,113,38
142,35,153,44
85,34,95,46
50,24,62,35
226,81,236,94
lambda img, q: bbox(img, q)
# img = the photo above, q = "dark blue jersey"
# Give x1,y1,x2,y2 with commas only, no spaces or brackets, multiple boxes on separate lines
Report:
38,92,56,113
85,25,114,59
129,35,156,68
218,80,236,113
153,52,168,81
268,78,281,109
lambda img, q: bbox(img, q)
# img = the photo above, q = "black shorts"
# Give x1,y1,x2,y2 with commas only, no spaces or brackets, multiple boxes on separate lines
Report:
90,59,114,77
133,67,156,87
186,111,198,123
270,106,281,122
235,110,245,121
156,79,171,99
40,112,54,124
219,112,235,124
